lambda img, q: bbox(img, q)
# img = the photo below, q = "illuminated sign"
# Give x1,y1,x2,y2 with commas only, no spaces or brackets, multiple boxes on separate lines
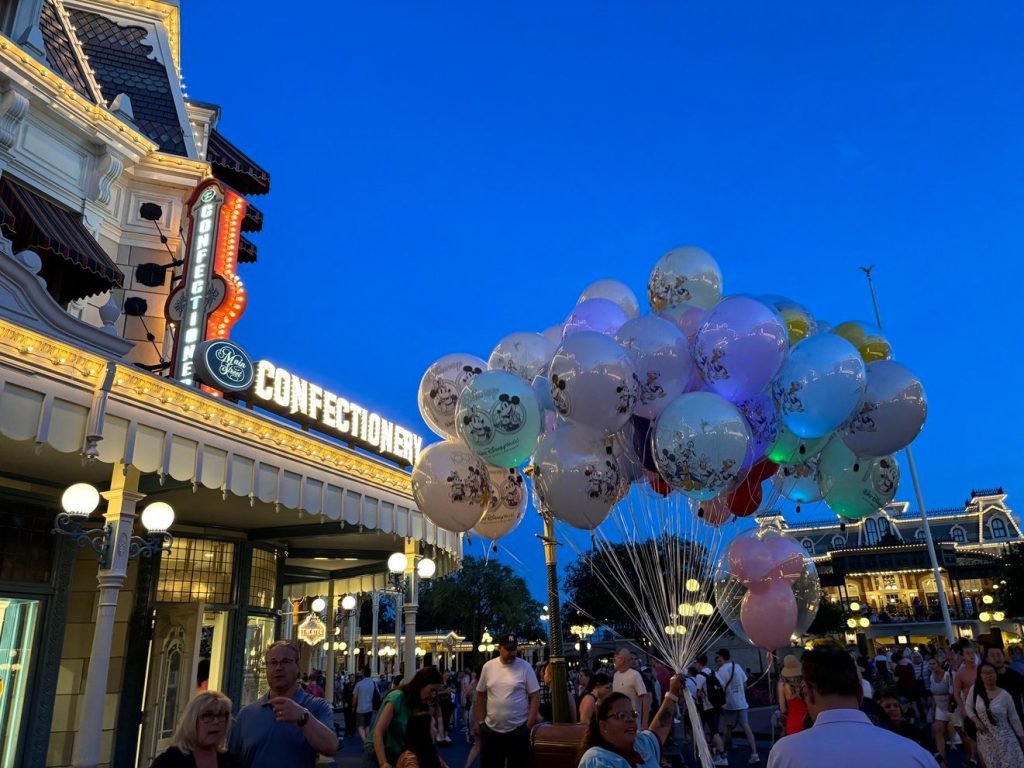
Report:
297,613,326,646
167,180,248,386
252,360,423,466
193,340,255,393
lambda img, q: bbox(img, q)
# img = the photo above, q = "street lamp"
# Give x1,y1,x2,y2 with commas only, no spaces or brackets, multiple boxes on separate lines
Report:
569,624,596,668
384,550,435,682
479,629,497,654
56,480,174,768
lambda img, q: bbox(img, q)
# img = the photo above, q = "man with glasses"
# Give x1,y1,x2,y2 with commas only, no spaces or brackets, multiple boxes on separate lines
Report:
766,646,938,767
229,640,339,768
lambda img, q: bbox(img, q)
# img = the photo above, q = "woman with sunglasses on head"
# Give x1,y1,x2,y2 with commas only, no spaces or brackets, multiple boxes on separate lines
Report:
152,691,238,768
576,674,683,768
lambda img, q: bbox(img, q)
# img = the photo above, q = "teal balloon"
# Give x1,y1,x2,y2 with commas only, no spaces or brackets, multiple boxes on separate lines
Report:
765,421,829,465
455,370,542,468
773,456,823,503
817,439,900,520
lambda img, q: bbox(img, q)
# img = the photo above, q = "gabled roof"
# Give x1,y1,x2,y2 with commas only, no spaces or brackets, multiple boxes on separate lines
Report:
68,7,188,156
39,0,95,102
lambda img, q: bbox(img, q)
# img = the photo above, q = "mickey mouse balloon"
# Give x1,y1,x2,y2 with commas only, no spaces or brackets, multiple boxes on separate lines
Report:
412,441,490,532
455,370,542,468
418,353,487,440
473,466,528,541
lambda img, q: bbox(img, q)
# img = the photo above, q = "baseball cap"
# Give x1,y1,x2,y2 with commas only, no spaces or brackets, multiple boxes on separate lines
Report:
497,633,518,648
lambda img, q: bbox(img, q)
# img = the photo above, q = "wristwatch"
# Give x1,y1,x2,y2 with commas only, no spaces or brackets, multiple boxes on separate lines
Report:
297,708,310,727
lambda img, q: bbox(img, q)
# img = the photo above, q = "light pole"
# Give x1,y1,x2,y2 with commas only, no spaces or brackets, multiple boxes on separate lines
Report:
570,623,596,669
387,550,436,682
341,594,358,674
478,629,497,655
55,478,174,768
860,266,955,644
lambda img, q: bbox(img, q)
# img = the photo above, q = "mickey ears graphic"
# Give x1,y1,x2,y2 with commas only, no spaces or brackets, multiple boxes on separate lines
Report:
462,414,473,425
429,389,438,398
498,394,521,405
552,375,567,390
463,366,482,375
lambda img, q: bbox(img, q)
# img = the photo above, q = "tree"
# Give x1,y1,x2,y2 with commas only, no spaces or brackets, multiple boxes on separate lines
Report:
1000,544,1024,619
806,598,846,636
417,556,545,657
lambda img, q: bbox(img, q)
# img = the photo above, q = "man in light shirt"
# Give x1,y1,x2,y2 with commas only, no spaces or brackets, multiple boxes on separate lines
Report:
715,648,759,764
472,633,539,768
767,646,938,768
613,647,651,727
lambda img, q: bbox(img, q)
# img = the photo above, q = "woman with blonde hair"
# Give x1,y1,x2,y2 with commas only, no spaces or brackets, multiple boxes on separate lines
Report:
151,691,239,768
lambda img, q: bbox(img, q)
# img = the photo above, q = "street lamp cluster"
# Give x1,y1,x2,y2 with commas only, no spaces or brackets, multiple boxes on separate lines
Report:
846,601,871,629
478,630,496,653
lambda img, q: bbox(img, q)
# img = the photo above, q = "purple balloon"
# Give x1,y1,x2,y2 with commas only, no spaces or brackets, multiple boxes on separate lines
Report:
694,296,788,403
738,391,778,461
563,298,629,338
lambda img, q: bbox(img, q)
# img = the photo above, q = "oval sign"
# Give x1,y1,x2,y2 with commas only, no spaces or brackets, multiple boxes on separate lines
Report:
192,340,254,392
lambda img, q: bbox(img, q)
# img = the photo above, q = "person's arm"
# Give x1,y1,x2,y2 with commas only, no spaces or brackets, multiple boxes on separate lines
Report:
648,674,683,745
1002,690,1024,742
471,690,487,737
373,701,396,768
639,691,651,728
527,690,540,728
266,697,338,757
566,689,578,724
578,694,593,724
777,681,787,719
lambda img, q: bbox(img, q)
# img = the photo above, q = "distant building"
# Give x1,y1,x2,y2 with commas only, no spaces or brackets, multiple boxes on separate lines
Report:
758,488,1020,648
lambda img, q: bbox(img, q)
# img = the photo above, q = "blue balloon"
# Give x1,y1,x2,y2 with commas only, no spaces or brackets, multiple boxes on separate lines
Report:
455,371,542,468
772,334,866,439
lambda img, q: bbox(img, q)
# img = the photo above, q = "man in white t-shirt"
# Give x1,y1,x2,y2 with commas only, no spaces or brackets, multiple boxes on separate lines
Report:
472,633,539,768
715,648,760,764
613,647,651,727
352,668,377,740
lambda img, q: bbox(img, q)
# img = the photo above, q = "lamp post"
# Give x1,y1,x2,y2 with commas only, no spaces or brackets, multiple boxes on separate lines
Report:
570,624,596,669
860,266,955,645
386,550,435,682
478,629,497,655
342,594,358,674
55,478,174,768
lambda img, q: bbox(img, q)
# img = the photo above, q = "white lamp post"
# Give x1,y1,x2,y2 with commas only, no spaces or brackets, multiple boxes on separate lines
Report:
387,550,435,682
55,478,174,768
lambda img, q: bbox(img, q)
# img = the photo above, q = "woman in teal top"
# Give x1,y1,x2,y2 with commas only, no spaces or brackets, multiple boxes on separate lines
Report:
577,674,683,768
364,668,444,768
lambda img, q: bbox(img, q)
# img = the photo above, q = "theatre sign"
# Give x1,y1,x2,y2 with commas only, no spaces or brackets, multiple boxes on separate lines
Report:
251,360,423,467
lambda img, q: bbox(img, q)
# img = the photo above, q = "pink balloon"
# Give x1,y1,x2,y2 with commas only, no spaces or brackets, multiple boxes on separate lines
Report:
764,535,805,583
740,581,798,650
727,538,775,591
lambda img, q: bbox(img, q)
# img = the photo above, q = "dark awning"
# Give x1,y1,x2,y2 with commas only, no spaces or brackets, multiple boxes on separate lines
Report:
238,236,257,264
0,176,124,300
241,201,263,233
207,130,270,196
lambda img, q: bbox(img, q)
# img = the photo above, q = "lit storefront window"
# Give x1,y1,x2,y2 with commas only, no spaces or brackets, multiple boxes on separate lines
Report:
242,616,275,706
0,598,38,768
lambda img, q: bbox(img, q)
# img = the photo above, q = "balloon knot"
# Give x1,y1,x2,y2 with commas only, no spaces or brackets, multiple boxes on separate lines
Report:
697,507,705,518
853,462,860,472
798,444,806,455
795,505,801,514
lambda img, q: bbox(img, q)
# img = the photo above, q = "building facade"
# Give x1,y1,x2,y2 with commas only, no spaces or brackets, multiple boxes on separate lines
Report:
0,3,459,768
758,489,1021,649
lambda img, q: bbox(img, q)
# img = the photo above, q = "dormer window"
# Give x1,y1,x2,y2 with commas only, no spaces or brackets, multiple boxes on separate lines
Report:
950,525,967,544
915,528,926,542
865,518,879,545
801,538,815,555
831,535,845,549
990,517,1008,539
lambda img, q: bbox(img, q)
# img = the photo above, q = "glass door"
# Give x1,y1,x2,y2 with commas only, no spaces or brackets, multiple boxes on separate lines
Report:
0,598,39,768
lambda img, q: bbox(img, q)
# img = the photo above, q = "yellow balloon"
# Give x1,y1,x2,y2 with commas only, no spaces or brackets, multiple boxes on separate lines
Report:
833,321,892,363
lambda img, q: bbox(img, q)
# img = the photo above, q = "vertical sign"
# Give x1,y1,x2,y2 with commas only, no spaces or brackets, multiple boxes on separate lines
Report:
167,180,248,386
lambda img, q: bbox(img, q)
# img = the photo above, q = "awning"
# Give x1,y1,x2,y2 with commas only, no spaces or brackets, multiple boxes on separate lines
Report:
0,176,124,300
238,236,257,264
207,130,270,196
241,201,263,233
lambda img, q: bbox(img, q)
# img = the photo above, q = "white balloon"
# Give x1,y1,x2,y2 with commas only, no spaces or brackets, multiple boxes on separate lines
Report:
548,331,638,436
412,441,489,532
615,315,694,419
841,360,927,457
578,279,640,319
533,425,620,530
473,466,528,541
488,331,556,383
418,354,487,440
648,246,723,311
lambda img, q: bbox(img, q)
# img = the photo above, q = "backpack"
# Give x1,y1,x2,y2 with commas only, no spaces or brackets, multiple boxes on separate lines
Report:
702,670,726,708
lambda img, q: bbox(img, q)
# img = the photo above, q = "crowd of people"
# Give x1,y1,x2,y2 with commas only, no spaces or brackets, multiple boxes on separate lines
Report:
152,636,1024,768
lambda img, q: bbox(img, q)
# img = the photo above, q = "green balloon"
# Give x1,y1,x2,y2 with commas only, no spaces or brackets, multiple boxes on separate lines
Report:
765,421,830,465
818,439,900,520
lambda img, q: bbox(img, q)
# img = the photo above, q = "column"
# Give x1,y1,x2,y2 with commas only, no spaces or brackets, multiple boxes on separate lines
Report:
394,590,403,678
371,591,381,676
73,464,144,768
325,580,336,705
541,512,568,723
402,539,418,683
347,604,358,675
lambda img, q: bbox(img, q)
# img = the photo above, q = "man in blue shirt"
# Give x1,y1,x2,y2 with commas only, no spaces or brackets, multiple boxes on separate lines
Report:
229,640,339,768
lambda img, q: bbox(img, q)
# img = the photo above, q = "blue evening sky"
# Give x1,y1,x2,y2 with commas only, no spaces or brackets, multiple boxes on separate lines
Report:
182,2,1023,602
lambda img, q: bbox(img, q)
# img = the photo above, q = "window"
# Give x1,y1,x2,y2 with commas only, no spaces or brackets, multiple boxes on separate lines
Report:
865,518,879,545
950,525,966,544
990,517,1008,539
831,535,846,549
157,537,236,604
914,528,926,542
801,538,815,555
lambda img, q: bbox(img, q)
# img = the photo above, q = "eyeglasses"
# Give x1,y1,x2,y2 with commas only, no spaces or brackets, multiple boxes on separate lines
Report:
266,658,296,667
199,712,229,724
603,710,639,722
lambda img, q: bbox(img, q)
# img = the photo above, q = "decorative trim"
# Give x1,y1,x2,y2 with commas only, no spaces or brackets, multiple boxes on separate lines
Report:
0,87,29,151
87,150,123,205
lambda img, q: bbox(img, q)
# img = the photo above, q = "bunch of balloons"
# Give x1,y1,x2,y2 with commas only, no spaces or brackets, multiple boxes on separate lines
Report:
713,527,822,650
412,245,927,647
